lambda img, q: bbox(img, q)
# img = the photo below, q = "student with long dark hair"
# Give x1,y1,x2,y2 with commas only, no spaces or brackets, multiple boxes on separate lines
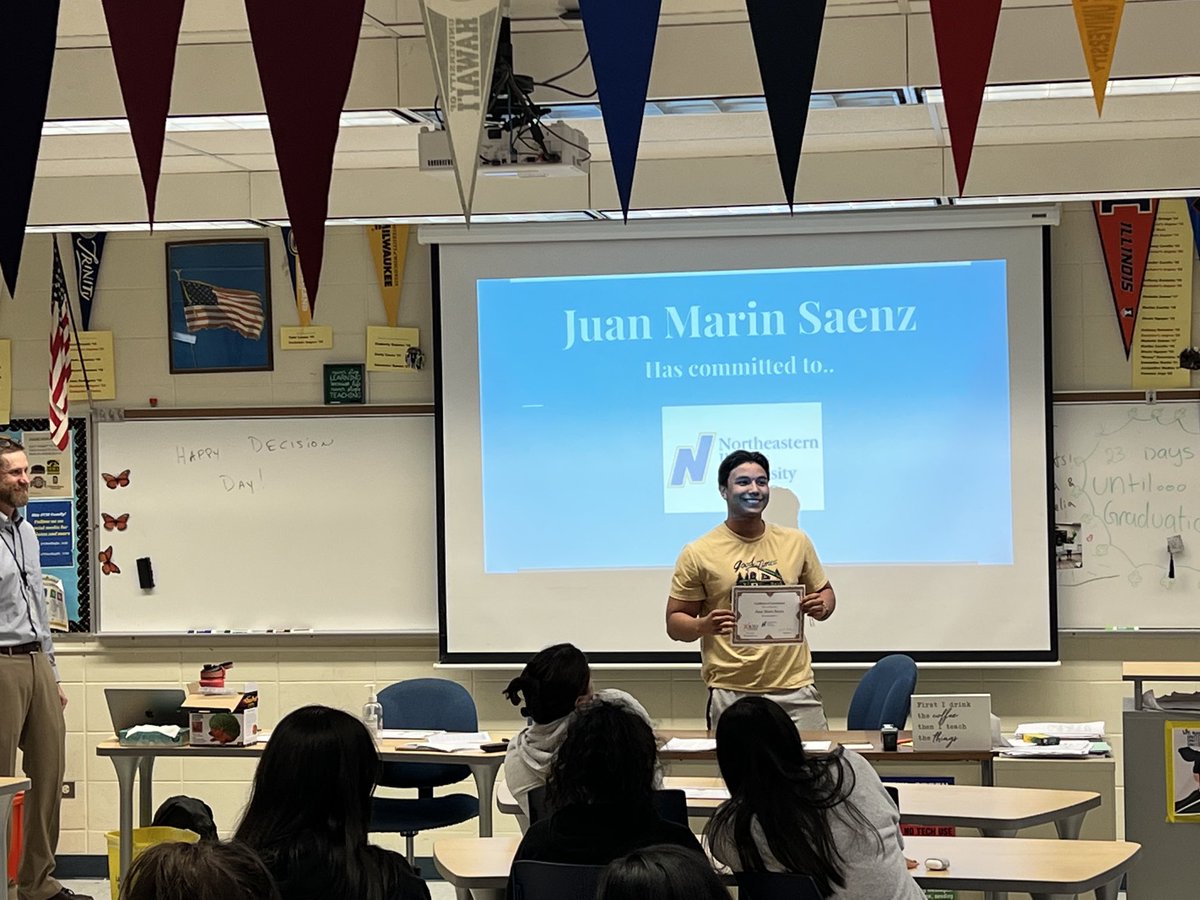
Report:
503,643,656,817
706,697,923,899
596,845,731,900
511,698,703,866
119,840,280,900
233,705,429,900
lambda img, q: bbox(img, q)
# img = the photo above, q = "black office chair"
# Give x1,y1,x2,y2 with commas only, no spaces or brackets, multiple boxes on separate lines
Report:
734,870,826,900
525,785,689,827
511,860,605,900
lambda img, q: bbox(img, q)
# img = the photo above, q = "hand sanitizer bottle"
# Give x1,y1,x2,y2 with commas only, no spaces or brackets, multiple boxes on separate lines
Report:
362,684,382,738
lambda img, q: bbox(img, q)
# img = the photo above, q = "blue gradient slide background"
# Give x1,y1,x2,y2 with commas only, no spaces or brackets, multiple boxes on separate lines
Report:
477,260,1012,573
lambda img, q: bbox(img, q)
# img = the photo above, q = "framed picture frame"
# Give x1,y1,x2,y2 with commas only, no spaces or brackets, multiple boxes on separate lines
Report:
166,239,273,373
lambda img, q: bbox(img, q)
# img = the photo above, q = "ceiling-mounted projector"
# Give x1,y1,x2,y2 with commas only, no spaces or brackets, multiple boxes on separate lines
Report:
418,123,589,176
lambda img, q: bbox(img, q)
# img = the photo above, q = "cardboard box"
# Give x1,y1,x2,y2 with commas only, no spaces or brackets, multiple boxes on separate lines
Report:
182,682,260,746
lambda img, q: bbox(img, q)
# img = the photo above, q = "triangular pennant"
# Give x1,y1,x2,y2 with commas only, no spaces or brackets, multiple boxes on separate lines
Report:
71,232,107,331
245,0,365,309
1188,198,1200,260
0,2,61,298
745,0,828,211
1071,0,1126,115
1094,199,1157,358
928,0,1003,196
419,0,504,224
579,0,661,221
102,0,185,225
280,226,313,327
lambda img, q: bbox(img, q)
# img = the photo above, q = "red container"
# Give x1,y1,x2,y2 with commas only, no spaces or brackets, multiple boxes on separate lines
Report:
6,791,23,881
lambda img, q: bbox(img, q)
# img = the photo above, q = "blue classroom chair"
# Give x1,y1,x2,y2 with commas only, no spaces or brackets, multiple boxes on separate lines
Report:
846,654,918,730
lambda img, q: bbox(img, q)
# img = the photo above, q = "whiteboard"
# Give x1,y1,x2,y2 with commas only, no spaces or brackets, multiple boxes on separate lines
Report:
95,415,437,634
1054,401,1200,630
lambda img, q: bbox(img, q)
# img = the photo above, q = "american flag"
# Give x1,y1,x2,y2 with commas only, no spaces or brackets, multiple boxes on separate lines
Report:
180,278,266,340
49,237,72,451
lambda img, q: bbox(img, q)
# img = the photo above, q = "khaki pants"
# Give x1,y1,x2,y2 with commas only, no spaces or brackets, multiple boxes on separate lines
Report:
707,684,829,732
0,652,64,900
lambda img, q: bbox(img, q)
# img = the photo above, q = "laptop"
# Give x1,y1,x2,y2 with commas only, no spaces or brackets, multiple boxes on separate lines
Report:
105,688,188,733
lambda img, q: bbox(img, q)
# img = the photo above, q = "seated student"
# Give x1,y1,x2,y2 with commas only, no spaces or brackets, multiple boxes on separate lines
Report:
596,845,731,900
233,705,430,900
503,642,657,817
511,698,704,867
705,696,923,900
119,840,279,900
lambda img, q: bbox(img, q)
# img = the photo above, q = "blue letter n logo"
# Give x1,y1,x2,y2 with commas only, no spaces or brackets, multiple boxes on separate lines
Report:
669,434,715,487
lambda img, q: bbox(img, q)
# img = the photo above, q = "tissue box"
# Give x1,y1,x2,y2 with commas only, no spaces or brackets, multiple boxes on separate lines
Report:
182,682,259,746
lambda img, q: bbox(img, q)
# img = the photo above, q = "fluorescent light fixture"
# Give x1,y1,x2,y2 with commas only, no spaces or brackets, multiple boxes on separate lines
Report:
25,220,262,233
601,199,940,220
43,110,413,137
953,189,1200,206
263,212,596,226
924,76,1200,105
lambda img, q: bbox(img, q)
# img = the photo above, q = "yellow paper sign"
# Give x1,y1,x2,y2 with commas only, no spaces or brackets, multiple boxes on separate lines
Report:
67,330,117,401
366,325,422,372
1071,0,1126,115
280,325,334,350
0,340,11,424
1132,199,1193,389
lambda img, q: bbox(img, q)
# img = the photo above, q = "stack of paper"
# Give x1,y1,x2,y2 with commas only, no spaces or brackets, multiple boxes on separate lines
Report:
999,738,1093,758
381,728,445,740
683,787,731,800
1143,691,1200,712
1013,721,1106,740
408,731,491,752
660,737,716,752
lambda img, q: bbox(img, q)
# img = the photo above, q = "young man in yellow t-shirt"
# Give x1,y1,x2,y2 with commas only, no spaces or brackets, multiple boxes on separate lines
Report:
666,449,836,730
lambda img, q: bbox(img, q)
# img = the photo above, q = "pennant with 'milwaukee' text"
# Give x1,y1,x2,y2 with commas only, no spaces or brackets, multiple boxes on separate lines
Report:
0,2,60,298
928,0,1003,196
367,225,410,328
1188,198,1200,260
420,0,504,224
579,0,661,221
245,0,365,310
102,0,186,225
280,226,313,327
1071,0,1126,115
745,0,827,211
1094,199,1158,358
71,233,107,331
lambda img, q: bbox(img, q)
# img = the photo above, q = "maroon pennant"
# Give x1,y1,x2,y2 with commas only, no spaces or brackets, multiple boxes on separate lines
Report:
1094,199,1157,358
929,0,1003,196
244,0,366,309
102,0,185,226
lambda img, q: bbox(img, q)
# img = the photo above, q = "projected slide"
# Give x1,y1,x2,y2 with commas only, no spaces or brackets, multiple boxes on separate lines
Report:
477,260,1012,574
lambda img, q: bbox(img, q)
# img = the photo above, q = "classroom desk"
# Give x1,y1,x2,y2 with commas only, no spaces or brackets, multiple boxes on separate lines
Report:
95,738,505,883
1,776,30,890
1122,660,1200,709
658,729,998,785
494,776,1100,839
432,834,1140,900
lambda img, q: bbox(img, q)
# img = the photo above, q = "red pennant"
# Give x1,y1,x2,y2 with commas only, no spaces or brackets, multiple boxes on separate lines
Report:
245,0,365,309
1094,199,1158,358
102,0,185,226
929,0,1002,196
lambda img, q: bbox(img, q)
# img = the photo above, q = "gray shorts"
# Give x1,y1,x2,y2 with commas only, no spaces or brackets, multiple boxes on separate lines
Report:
708,684,828,732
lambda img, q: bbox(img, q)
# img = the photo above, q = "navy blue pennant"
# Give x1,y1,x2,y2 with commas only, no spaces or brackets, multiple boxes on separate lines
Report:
71,233,107,331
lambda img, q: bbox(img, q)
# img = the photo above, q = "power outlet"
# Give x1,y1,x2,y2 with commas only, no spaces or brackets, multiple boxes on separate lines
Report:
61,781,75,799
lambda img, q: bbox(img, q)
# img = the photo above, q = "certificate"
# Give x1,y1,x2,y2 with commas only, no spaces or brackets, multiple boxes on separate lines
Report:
731,584,805,645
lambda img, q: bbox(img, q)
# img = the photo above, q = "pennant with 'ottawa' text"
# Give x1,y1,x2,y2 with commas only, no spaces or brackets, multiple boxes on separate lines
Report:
102,0,186,225
71,233,107,331
0,1,60,299
579,0,661,221
1094,199,1158,359
367,225,410,328
420,0,504,224
1071,0,1126,116
745,0,828,211
245,0,365,310
928,0,1003,196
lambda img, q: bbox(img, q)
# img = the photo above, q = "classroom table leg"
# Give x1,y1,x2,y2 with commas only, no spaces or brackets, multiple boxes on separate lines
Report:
1093,878,1121,900
469,763,498,837
137,756,156,826
110,756,141,887
0,794,12,899
981,757,995,786
1054,812,1085,840
979,827,1018,838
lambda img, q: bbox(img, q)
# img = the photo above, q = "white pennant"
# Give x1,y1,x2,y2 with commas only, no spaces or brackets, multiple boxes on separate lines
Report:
419,0,503,223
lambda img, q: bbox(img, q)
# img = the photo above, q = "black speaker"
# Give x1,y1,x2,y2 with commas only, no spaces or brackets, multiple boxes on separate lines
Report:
136,557,154,589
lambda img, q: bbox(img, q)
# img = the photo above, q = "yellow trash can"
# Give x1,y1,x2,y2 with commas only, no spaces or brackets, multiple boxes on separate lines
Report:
104,826,199,900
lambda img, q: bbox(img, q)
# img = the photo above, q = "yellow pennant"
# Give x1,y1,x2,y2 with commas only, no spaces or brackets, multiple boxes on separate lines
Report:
367,225,410,327
1071,0,1126,115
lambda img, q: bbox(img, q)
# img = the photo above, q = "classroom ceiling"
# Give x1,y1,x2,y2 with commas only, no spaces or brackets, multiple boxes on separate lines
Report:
30,0,1200,221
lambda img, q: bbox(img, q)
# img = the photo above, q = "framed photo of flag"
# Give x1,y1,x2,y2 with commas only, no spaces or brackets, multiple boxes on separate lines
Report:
165,239,273,373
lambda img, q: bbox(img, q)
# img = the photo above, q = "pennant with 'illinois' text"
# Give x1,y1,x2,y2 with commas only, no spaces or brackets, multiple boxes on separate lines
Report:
245,0,365,310
579,0,661,221
745,0,827,211
420,0,504,223
280,226,313,327
0,1,60,298
102,0,186,225
367,225,410,328
71,233,107,331
1071,0,1126,115
928,0,1003,196
1094,199,1158,358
